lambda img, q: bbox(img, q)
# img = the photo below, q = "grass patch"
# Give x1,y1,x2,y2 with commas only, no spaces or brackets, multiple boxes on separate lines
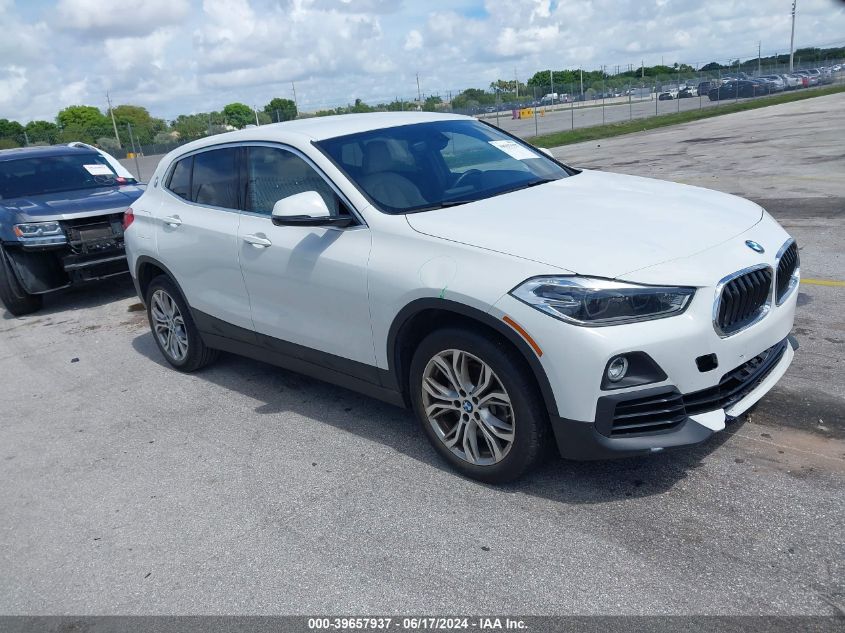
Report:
529,84,845,148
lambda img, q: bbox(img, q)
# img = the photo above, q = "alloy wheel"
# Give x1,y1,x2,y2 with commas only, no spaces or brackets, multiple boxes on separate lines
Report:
421,349,515,466
150,289,189,362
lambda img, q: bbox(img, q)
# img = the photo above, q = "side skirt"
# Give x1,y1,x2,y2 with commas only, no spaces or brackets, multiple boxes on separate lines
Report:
193,309,406,409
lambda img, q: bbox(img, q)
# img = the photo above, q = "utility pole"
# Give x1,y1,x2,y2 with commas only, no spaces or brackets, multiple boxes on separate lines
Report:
789,0,797,72
758,41,762,75
106,92,122,148
579,68,583,96
291,82,298,111
514,68,519,99
416,73,422,106
549,69,554,101
254,106,259,126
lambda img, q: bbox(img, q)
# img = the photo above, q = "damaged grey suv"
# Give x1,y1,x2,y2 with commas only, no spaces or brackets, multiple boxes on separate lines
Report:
0,145,144,315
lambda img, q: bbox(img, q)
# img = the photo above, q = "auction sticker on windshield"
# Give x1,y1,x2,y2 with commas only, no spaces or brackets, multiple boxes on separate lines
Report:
83,164,113,176
488,140,539,160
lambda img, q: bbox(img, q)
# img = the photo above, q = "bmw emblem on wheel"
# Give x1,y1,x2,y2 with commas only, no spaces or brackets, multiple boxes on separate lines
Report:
745,240,765,253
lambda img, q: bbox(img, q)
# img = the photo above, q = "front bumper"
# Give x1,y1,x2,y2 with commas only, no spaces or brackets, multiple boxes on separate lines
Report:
550,336,796,459
2,213,128,294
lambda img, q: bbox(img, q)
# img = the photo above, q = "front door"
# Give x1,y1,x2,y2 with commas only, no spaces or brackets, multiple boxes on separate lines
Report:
237,145,375,367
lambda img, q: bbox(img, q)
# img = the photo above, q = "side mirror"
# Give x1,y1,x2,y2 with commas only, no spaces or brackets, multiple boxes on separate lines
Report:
271,191,352,228
538,147,554,158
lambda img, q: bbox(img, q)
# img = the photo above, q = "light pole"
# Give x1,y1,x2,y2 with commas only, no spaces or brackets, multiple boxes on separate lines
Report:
789,0,797,72
106,92,121,149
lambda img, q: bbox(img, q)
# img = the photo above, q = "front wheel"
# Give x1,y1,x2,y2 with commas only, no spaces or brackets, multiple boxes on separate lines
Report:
145,275,218,372
0,245,43,316
409,328,549,483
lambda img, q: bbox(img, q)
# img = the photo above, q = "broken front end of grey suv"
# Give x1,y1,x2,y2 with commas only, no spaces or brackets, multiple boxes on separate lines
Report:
0,145,144,315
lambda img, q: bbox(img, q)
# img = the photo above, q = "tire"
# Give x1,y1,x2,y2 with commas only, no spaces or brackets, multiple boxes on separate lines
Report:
145,275,218,372
0,244,43,316
409,327,550,483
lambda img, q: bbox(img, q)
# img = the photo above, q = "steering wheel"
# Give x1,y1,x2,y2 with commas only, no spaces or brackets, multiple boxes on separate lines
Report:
453,169,482,190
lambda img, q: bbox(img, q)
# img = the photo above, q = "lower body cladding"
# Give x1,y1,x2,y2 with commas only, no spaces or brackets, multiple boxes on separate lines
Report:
3,214,128,295
552,336,796,459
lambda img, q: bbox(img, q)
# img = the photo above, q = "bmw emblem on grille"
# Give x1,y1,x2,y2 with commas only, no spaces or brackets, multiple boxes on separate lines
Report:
745,240,765,254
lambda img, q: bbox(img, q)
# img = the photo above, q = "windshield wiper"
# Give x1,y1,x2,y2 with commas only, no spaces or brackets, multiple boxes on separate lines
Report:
412,199,478,212
520,177,557,188
410,178,558,213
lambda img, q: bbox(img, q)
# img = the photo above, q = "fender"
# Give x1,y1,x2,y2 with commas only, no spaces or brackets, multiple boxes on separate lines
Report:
133,255,189,307
386,298,560,419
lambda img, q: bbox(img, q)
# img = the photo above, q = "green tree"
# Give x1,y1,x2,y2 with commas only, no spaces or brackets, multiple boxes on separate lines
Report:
423,95,442,112
56,105,109,130
0,118,25,147
222,102,255,129
24,120,59,144
263,97,297,122
111,104,166,145
451,88,495,110
172,113,211,141
56,106,110,144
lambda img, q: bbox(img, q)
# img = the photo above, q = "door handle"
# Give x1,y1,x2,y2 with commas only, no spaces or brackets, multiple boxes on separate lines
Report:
243,234,272,248
162,215,182,227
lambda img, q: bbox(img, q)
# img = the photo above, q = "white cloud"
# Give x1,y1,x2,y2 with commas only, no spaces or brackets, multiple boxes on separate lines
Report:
405,29,423,50
0,0,843,123
54,0,191,37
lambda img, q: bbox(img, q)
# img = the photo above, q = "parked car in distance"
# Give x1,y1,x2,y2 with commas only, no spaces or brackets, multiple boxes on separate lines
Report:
779,74,803,90
124,112,800,482
0,145,144,315
748,78,775,95
793,70,818,86
758,75,786,91
697,80,718,96
708,80,766,100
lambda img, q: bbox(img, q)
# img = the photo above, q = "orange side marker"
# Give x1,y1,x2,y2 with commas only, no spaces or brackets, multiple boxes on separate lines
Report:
503,316,543,357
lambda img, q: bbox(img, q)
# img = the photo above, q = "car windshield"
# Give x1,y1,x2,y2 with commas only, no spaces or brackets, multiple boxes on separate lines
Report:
0,153,128,199
315,119,571,214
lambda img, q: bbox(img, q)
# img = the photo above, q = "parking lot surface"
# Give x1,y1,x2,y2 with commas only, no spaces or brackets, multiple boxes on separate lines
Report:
2,95,844,615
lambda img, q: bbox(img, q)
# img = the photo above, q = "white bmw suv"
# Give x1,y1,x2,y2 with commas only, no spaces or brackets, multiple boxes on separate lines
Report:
124,112,799,482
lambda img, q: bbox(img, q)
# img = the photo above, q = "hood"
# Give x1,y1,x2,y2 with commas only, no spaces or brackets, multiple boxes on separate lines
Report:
1,185,145,223
405,170,763,279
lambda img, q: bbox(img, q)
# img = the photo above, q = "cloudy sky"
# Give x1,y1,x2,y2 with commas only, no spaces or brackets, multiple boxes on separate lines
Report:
1,0,844,122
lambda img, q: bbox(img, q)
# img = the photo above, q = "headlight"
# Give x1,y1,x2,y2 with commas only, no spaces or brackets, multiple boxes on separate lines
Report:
13,222,66,242
510,276,695,326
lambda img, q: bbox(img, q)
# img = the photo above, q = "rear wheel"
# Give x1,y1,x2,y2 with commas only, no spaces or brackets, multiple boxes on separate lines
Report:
409,328,549,483
145,275,218,372
0,245,42,316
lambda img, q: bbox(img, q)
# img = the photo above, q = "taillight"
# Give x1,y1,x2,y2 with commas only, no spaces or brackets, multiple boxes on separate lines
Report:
123,208,135,230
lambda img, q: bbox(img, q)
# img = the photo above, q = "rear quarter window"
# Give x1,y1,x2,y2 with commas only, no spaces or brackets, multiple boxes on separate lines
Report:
166,157,192,200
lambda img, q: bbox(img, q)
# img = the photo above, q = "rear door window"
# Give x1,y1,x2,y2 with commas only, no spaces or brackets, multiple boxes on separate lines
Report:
190,148,239,209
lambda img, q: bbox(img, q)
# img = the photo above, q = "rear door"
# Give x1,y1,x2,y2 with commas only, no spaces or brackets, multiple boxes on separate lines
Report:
155,147,253,330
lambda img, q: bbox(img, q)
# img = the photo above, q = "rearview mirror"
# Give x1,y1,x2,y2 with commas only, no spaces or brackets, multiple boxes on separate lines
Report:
271,191,352,228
